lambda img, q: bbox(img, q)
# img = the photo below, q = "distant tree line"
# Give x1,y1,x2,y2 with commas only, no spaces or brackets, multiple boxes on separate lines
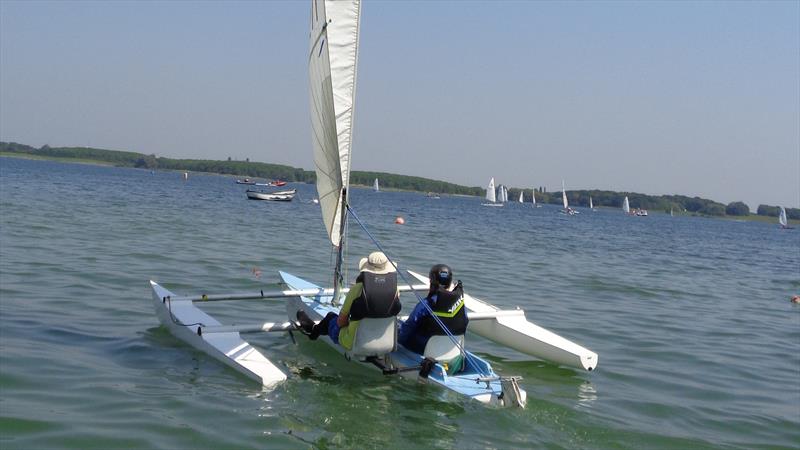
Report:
757,204,800,220
0,142,483,196
2,141,797,219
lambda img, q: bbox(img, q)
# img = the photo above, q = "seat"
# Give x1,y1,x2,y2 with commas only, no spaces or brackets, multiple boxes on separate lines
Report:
349,317,397,357
423,335,465,363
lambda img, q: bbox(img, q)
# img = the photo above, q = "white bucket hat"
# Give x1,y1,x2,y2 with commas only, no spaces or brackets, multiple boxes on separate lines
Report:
358,251,395,275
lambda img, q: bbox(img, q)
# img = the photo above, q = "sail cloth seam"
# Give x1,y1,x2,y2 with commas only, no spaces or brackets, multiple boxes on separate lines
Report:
345,205,490,378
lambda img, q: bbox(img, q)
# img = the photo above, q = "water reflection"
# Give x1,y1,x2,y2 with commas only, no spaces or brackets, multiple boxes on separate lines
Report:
577,381,598,408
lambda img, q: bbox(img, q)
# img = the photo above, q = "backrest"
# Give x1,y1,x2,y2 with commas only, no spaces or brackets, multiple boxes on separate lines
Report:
423,335,464,362
350,317,397,357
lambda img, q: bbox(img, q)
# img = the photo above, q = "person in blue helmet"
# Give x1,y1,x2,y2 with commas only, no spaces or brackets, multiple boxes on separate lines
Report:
398,264,468,355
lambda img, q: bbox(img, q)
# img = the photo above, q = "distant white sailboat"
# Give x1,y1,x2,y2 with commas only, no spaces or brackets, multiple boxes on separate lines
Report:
498,185,508,203
373,178,379,192
779,206,792,229
623,196,630,214
482,177,503,207
561,180,576,215
518,191,524,203
532,189,541,208
589,196,595,211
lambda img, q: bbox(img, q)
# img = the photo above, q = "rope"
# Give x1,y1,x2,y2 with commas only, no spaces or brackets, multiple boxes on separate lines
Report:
345,205,490,377
164,296,204,328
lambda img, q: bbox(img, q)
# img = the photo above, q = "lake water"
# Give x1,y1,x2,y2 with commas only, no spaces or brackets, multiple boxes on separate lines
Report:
1,157,798,449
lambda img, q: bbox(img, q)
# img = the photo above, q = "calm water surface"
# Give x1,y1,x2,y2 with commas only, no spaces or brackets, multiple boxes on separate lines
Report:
1,157,798,449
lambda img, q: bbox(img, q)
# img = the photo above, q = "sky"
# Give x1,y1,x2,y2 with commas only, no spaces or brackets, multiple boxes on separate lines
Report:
1,0,798,209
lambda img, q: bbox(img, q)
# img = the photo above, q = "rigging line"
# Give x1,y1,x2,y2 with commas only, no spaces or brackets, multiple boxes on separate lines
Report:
346,205,489,377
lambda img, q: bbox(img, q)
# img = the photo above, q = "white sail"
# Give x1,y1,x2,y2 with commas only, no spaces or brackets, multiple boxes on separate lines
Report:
498,185,507,203
373,178,379,192
531,189,537,205
309,0,361,246
589,196,593,209
561,180,568,209
486,178,496,203
623,196,630,214
518,191,524,203
779,207,788,227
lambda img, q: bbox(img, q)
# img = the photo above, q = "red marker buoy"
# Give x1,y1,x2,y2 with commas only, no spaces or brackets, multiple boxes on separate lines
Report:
395,216,405,225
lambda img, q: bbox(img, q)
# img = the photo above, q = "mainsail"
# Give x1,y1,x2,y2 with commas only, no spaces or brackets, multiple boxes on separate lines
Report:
531,189,537,205
518,191,524,203
486,178,497,203
589,196,593,209
309,0,361,246
623,196,630,214
373,178,379,192
561,180,568,209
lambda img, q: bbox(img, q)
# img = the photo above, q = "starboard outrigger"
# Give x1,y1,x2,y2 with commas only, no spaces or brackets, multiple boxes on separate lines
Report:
148,0,597,408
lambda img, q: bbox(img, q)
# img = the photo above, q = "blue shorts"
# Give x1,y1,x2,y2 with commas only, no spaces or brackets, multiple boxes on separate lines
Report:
326,314,340,344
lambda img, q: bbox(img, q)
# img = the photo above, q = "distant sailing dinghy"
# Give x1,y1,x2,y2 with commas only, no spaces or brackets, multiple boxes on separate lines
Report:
518,191,524,203
560,180,577,215
373,178,379,192
589,196,596,211
623,196,630,214
148,0,597,408
532,189,541,208
779,207,793,229
482,177,503,207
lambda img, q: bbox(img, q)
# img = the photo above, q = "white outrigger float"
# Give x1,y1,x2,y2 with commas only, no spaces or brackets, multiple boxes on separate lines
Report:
149,0,597,408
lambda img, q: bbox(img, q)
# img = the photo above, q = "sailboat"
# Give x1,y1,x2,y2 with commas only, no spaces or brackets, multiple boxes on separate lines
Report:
518,191,524,203
373,178,379,192
779,206,793,229
532,189,541,208
561,180,577,215
589,196,595,211
623,196,630,214
482,177,503,207
147,0,598,408
496,184,508,203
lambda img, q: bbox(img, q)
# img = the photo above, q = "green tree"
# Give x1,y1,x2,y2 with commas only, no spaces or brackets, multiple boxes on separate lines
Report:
757,205,780,217
725,201,750,216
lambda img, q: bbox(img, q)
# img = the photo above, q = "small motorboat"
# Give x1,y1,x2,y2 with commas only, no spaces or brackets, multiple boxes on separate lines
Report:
246,189,296,201
236,178,257,185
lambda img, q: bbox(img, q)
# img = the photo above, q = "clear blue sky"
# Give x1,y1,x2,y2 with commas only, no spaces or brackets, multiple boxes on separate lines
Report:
1,0,798,209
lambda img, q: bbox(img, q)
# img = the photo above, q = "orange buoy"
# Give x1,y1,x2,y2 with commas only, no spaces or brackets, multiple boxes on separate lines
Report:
395,216,405,225
791,295,800,304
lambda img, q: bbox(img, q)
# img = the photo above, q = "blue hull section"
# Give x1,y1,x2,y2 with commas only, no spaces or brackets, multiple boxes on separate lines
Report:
279,271,519,406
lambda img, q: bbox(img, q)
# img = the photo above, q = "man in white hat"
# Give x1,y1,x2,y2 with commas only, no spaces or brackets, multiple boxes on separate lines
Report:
297,251,401,350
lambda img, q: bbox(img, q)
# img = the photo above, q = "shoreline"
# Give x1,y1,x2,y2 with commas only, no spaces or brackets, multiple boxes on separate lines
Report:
2,152,796,224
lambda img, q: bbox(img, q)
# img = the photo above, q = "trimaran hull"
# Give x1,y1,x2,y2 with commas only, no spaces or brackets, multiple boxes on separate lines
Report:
280,271,524,406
